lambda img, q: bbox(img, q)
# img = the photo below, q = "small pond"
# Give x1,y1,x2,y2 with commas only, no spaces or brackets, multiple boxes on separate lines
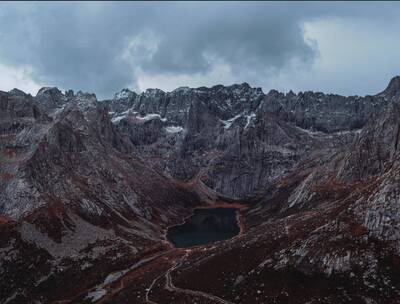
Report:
167,208,241,248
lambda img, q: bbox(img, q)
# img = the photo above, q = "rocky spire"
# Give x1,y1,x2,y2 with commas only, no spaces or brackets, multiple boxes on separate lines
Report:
36,87,62,97
9,88,28,97
378,76,400,98
114,88,136,100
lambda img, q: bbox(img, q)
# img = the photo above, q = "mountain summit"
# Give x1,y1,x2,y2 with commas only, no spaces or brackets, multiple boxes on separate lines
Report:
379,75,400,98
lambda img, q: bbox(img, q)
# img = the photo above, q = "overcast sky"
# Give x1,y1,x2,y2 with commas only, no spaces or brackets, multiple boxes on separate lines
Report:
0,1,400,99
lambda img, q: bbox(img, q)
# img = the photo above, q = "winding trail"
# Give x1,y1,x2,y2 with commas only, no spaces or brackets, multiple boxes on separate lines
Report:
146,250,235,304
144,251,187,304
93,249,176,304
145,268,169,304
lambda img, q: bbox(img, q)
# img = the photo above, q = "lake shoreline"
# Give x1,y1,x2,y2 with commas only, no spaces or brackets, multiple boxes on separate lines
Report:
165,204,245,248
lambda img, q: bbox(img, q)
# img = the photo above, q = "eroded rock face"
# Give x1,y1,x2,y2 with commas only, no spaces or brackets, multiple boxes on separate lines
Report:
338,101,400,181
104,81,388,199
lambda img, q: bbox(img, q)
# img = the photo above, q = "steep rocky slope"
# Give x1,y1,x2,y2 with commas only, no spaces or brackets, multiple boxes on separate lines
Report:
0,89,200,303
1,77,400,303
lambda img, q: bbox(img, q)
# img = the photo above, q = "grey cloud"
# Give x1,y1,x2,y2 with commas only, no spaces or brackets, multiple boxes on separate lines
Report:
0,3,155,97
0,2,399,98
139,2,327,77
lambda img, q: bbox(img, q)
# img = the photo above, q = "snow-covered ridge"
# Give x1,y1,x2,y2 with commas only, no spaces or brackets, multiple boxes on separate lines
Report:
108,82,264,103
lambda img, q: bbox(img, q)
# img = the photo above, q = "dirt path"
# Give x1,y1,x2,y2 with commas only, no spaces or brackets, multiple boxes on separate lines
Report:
144,250,188,304
95,249,177,304
144,250,235,304
145,268,170,304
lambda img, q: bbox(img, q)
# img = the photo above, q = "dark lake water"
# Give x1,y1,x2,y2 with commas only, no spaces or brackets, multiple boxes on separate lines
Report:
167,208,240,248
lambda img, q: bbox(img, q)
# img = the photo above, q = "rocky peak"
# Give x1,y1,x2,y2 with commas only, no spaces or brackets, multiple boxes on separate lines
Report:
210,84,225,91
142,88,165,98
229,82,251,91
36,86,62,97
286,90,296,98
0,89,42,120
34,87,69,114
114,88,136,100
76,90,97,101
65,89,74,98
172,86,190,93
9,88,28,97
266,89,285,99
379,75,400,98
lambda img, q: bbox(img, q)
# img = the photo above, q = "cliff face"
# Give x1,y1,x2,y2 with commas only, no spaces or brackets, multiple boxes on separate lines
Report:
103,82,387,199
1,77,400,303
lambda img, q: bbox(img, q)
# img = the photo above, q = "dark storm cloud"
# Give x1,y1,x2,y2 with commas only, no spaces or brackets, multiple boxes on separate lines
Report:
0,2,398,98
144,3,315,75
0,3,156,96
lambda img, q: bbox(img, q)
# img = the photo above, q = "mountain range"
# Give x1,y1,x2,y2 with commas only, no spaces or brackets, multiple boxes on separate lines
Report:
1,76,400,303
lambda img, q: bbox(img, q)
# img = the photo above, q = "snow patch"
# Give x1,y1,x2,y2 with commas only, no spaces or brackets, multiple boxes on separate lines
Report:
335,129,363,135
50,104,66,118
86,289,107,302
136,113,167,122
220,113,242,129
114,89,133,100
295,126,363,138
165,126,184,133
220,112,256,130
244,112,256,129
84,252,162,302
111,115,127,123
295,126,325,137
142,88,164,98
110,109,138,123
